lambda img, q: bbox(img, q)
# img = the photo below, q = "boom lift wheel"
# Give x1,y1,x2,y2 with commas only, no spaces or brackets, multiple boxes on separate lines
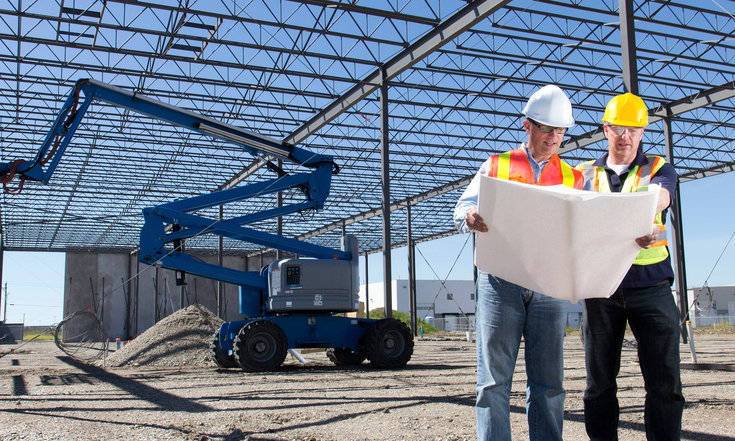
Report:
209,329,239,369
326,347,368,366
233,320,288,372
365,318,414,369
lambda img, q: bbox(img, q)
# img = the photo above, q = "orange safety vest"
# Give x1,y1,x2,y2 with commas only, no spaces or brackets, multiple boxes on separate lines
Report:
489,147,585,189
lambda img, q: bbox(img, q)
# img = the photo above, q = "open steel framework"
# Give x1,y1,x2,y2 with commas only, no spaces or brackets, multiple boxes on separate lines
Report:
1,0,734,261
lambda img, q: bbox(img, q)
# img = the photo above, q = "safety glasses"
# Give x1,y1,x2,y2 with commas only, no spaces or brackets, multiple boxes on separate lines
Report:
528,119,566,134
607,124,643,136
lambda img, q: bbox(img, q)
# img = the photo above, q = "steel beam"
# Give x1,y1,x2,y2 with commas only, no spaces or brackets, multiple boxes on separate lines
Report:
679,161,735,182
290,0,440,25
560,81,735,155
293,175,472,242
284,0,512,146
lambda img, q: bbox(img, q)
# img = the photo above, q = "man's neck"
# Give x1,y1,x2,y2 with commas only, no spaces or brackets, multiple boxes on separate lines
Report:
523,144,553,164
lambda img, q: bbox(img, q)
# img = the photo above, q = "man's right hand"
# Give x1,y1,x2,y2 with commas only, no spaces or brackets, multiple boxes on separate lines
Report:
466,207,488,232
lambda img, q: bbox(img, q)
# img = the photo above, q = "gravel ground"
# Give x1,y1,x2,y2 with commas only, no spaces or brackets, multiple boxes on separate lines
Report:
1,309,733,440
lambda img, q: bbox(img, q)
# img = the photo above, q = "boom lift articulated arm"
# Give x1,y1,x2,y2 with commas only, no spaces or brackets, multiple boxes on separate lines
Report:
0,78,347,284
1,78,414,372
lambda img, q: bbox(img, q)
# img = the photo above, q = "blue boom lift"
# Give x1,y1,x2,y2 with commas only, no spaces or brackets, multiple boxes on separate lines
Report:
0,78,413,372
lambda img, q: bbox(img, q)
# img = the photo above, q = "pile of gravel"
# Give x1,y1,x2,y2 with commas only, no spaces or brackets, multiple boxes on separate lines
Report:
101,303,223,368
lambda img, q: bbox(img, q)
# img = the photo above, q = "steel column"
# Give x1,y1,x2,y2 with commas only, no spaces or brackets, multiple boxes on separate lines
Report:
619,0,639,95
364,254,370,319
473,233,478,292
407,204,417,336
135,251,139,336
663,115,690,343
0,226,3,323
218,205,224,318
127,251,133,340
277,159,284,261
380,66,392,319
154,266,159,323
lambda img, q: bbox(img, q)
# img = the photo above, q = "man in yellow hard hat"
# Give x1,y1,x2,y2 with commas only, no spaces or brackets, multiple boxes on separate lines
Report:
454,85,588,441
576,93,685,440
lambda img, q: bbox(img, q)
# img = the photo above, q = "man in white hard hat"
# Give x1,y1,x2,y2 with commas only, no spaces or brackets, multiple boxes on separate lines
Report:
577,93,684,441
454,85,587,441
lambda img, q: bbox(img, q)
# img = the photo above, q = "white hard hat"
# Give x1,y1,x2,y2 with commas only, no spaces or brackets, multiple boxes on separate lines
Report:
522,85,575,128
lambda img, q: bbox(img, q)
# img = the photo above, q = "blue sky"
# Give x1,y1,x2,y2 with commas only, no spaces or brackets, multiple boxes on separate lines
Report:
2,169,734,325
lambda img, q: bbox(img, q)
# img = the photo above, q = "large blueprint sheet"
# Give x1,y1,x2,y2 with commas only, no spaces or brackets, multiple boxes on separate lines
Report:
475,176,660,302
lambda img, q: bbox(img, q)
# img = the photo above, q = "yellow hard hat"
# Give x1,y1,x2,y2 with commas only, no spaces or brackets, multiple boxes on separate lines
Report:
601,93,648,127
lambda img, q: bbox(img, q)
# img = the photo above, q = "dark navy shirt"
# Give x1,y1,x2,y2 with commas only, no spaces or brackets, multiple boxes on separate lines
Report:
591,151,677,288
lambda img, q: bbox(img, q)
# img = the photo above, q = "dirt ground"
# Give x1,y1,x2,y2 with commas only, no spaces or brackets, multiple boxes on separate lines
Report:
1,332,734,441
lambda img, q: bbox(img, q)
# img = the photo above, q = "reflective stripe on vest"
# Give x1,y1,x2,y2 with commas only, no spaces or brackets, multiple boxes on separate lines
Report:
491,148,584,189
576,156,668,265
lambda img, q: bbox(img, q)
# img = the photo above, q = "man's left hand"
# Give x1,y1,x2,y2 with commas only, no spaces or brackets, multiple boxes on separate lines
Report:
635,225,660,249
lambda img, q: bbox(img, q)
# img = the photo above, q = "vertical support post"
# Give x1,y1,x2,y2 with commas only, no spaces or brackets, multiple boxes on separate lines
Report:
472,233,478,288
619,0,639,95
364,253,369,319
407,204,417,336
100,277,105,328
126,251,132,340
135,252,140,336
277,159,284,261
154,267,159,323
0,126,3,322
380,65,392,319
472,232,478,331
217,205,224,319
0,233,4,323
619,0,642,153
663,115,689,343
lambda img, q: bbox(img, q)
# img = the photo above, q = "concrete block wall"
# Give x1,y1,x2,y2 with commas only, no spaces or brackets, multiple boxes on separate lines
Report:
64,251,277,341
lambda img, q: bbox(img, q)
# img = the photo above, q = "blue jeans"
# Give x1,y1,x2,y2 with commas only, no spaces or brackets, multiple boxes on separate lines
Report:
475,272,569,441
583,282,684,441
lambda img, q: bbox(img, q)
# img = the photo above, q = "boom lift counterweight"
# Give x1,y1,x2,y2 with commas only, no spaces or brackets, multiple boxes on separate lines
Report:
0,78,413,372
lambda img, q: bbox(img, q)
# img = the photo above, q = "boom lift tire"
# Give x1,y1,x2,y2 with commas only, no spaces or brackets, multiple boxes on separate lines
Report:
365,318,414,369
209,330,238,369
233,320,288,372
326,347,368,366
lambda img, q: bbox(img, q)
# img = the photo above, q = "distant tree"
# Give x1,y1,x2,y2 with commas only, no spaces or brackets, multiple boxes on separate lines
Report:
368,308,440,333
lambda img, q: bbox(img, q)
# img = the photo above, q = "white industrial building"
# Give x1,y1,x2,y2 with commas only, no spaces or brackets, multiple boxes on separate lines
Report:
360,280,735,331
360,279,476,332
360,279,588,331
687,285,735,327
